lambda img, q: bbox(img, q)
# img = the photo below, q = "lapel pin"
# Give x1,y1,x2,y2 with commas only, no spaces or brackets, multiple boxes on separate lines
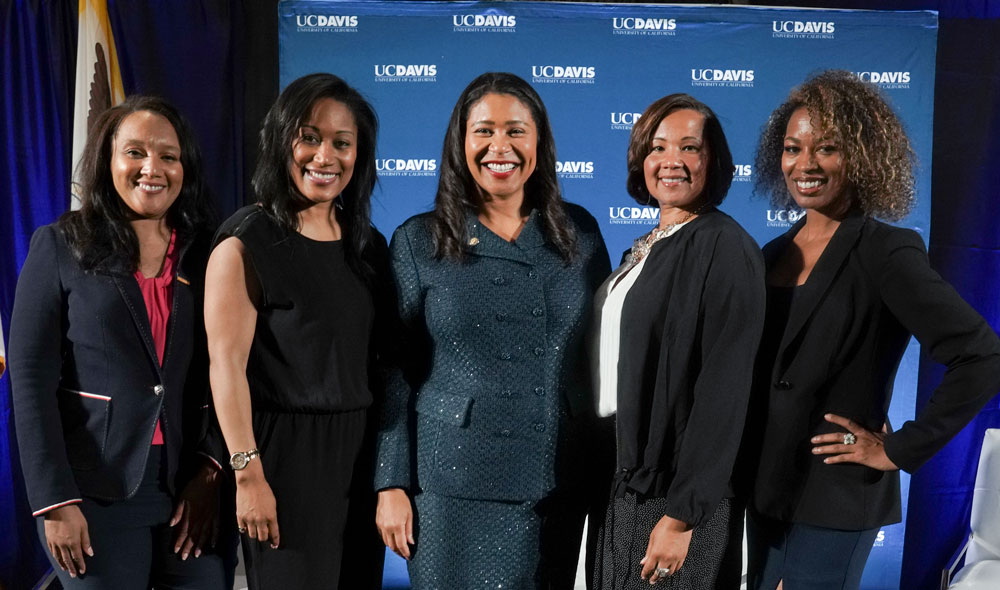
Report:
468,237,479,246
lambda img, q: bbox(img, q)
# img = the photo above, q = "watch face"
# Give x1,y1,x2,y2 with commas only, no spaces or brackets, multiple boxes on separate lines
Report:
230,452,248,470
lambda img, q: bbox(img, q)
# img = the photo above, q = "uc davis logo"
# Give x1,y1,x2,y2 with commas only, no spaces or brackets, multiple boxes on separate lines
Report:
374,64,438,83
611,112,643,131
772,20,835,39
733,164,752,183
556,161,595,179
531,66,596,85
295,14,358,32
873,530,886,547
609,206,659,225
612,17,677,36
766,209,805,228
452,13,516,32
854,71,911,89
691,68,754,88
376,158,438,177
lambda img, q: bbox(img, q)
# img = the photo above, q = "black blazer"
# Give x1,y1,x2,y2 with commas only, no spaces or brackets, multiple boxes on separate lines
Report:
747,212,1000,530
9,224,222,516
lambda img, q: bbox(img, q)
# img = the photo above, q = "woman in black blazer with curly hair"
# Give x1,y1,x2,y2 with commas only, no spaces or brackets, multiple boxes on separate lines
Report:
743,70,1000,590
10,96,232,589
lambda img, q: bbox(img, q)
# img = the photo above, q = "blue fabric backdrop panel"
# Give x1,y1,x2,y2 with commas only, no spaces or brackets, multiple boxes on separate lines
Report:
0,1,78,587
280,3,937,589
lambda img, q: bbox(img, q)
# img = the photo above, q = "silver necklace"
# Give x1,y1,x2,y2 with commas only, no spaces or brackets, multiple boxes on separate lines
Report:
626,209,699,266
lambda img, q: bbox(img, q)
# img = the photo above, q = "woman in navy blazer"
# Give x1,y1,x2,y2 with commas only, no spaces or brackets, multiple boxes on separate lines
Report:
374,72,612,589
9,96,232,589
743,70,1000,590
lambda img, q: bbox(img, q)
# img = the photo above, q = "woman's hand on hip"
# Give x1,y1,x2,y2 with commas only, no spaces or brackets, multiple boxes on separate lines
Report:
811,413,899,471
43,504,93,578
235,462,280,548
171,461,222,559
640,514,693,584
376,488,415,560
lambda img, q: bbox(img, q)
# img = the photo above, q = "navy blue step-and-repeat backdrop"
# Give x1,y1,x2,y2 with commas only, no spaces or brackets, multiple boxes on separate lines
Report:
279,2,937,588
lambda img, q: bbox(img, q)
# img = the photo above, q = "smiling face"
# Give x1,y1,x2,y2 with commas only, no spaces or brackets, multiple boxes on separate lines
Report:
111,110,184,220
288,97,358,205
643,109,710,214
782,107,850,215
464,93,538,202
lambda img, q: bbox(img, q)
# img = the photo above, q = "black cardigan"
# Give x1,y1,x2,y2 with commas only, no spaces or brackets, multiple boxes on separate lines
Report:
608,209,766,528
746,213,1000,530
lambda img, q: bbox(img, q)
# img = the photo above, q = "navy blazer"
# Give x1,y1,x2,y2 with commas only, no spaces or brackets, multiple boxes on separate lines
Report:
747,212,1000,530
375,204,611,501
9,224,221,516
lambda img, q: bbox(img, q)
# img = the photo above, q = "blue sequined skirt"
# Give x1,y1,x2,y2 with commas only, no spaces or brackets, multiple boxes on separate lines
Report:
408,491,587,589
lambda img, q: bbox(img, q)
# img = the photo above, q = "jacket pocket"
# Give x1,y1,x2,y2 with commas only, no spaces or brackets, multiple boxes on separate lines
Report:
415,391,473,427
56,388,111,471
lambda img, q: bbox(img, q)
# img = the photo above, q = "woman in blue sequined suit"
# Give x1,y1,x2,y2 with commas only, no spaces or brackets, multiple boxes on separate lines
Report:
374,72,612,589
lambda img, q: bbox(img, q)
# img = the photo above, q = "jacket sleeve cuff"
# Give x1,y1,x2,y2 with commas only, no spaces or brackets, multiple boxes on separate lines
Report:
196,450,224,472
883,430,923,474
32,498,83,517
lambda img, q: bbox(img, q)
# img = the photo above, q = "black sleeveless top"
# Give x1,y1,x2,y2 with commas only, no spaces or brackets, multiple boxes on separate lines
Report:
215,205,374,413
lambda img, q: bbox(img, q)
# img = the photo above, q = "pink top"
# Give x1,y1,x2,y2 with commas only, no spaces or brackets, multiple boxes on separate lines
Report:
134,230,178,446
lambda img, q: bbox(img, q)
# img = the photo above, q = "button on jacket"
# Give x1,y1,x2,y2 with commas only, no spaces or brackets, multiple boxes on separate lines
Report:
747,212,1000,530
375,204,611,501
10,224,220,515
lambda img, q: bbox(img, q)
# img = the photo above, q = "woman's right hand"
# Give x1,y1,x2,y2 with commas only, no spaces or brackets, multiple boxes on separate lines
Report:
235,463,280,548
43,504,93,578
376,488,414,559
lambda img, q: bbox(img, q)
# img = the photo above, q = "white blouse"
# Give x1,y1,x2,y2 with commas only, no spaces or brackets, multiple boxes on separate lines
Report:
593,220,691,417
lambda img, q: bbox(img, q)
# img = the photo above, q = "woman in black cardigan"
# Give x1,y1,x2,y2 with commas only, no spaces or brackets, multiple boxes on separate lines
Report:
743,70,1000,590
591,94,765,589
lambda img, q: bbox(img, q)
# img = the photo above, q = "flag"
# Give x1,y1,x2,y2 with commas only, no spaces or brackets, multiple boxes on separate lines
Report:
71,0,125,209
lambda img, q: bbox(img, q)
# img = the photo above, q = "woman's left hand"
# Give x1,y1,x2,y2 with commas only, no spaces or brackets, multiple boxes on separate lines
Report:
640,514,693,584
170,462,221,559
811,413,899,471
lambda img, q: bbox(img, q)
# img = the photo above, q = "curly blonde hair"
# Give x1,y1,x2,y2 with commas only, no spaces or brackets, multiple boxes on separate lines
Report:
753,70,915,221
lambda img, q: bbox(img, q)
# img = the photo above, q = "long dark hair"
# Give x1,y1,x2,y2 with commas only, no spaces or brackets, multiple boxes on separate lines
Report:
626,93,734,207
252,73,379,282
431,72,576,262
59,95,213,272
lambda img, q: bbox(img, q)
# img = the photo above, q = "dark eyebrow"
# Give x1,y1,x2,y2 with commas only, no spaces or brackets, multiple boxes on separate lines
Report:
118,138,180,152
298,125,355,136
470,119,531,126
651,135,700,142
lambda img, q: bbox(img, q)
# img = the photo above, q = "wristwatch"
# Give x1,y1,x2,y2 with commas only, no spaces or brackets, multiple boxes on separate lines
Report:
229,448,260,470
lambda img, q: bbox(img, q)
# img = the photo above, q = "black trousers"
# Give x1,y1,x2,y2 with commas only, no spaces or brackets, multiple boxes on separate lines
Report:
37,447,235,589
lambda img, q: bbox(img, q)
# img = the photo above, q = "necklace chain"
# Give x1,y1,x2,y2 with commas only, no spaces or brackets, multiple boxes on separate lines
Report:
626,208,699,266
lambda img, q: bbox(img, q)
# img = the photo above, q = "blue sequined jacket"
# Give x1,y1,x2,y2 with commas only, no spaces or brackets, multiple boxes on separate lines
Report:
375,204,611,501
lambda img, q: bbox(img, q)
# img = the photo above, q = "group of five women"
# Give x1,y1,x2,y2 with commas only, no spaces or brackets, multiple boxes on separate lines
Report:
9,68,1000,590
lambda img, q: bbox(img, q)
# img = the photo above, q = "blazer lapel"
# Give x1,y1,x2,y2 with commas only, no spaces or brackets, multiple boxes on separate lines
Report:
162,237,196,373
776,213,865,369
465,209,540,265
111,272,164,380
